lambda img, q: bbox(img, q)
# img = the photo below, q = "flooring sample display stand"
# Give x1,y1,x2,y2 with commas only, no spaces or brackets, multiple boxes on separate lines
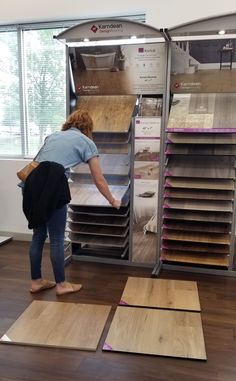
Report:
157,91,236,273
66,94,136,263
55,18,168,267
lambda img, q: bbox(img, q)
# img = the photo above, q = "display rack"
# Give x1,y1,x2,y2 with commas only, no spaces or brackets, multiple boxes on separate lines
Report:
153,14,236,276
56,18,167,265
67,94,134,263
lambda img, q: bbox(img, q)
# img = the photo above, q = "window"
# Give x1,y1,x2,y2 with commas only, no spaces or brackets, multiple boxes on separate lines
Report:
0,15,145,158
0,30,21,156
0,25,67,158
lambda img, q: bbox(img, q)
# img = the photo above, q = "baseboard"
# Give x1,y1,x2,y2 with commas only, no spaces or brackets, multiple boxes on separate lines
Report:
0,231,32,241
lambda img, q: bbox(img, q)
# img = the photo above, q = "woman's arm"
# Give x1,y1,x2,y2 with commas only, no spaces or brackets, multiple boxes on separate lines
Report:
88,157,121,209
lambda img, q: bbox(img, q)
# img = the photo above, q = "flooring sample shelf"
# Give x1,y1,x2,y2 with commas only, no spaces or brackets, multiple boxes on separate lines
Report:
74,243,129,257
165,177,235,190
69,233,129,247
69,184,129,206
162,240,229,254
164,188,233,201
167,133,236,144
163,219,230,233
164,198,233,212
164,209,232,223
162,229,230,245
166,143,236,156
69,205,130,217
68,212,129,226
165,156,235,179
161,250,229,267
70,173,130,186
69,204,130,258
161,93,236,269
68,94,135,263
70,154,130,186
67,223,129,237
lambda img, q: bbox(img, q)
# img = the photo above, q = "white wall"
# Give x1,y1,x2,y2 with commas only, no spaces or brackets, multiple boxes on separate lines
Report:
0,160,31,238
0,0,236,28
1,0,236,238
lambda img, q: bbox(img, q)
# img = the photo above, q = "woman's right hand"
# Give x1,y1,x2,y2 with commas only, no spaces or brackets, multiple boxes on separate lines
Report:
111,199,121,209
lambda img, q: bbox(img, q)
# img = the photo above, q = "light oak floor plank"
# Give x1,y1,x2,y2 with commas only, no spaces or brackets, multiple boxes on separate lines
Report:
165,177,235,190
167,93,236,132
103,306,206,360
0,301,111,351
161,250,229,267
120,277,200,311
164,198,233,212
77,95,137,133
162,229,230,245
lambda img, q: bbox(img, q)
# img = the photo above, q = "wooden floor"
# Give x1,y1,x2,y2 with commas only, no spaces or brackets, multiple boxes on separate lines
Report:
1,240,236,380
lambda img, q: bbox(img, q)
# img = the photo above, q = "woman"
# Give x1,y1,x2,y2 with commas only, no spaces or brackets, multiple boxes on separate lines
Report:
25,109,121,296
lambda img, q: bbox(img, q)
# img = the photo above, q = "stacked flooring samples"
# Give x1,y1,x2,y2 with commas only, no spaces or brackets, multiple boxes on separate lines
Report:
161,93,236,268
68,95,136,261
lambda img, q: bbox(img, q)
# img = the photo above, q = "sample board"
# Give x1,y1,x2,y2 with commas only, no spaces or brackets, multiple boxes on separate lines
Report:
120,277,200,311
0,301,111,351
77,95,137,132
103,306,206,360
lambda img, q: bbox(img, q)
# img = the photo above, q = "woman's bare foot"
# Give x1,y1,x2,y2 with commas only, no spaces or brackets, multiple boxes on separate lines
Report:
56,281,82,296
30,279,56,293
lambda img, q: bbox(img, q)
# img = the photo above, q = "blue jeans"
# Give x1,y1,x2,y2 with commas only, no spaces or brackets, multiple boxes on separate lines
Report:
29,205,67,283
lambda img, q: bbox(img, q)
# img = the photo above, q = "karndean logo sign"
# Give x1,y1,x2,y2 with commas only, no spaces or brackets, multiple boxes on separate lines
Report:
90,23,123,33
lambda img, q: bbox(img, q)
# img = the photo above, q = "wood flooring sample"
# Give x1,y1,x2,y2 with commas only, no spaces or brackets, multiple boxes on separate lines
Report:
161,249,229,267
165,155,235,179
0,301,111,351
167,133,236,144
167,93,236,132
120,277,200,311
103,306,207,360
69,183,129,206
77,95,137,132
165,177,235,190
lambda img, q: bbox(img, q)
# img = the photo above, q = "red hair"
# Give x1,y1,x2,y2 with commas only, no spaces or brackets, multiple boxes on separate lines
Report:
61,110,93,139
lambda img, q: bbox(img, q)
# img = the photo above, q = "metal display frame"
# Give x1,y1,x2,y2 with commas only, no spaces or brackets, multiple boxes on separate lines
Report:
56,18,168,267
